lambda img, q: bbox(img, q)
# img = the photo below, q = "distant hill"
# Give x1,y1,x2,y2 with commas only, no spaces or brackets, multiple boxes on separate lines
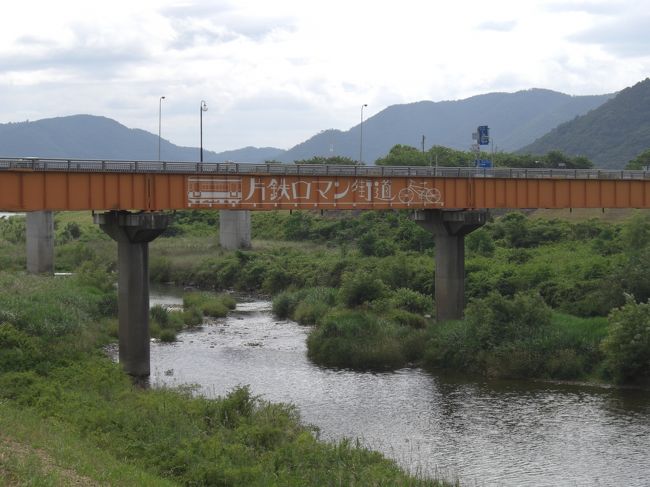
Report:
0,88,613,165
0,115,284,163
519,79,650,168
278,89,612,163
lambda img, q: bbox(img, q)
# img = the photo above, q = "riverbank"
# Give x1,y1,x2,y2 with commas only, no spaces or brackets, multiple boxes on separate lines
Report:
0,270,450,486
150,210,649,385
3,210,650,385
143,292,650,487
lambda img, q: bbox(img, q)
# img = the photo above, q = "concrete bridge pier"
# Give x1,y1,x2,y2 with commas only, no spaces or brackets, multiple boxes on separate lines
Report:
219,210,251,250
26,211,54,274
94,211,171,377
415,209,487,321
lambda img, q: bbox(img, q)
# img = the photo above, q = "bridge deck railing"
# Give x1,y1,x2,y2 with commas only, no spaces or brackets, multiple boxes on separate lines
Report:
1,157,649,180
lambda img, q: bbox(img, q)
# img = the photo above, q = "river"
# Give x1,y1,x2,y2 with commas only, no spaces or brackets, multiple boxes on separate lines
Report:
146,289,650,486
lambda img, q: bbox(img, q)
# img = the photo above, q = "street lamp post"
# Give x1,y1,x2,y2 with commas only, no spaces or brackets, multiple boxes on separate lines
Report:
158,96,165,161
359,103,368,164
200,100,208,162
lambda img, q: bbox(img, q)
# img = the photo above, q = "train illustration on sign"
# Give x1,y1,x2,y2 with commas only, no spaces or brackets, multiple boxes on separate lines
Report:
187,177,242,206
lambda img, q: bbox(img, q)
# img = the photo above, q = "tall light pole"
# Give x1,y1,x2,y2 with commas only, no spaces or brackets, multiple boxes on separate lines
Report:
200,100,208,162
158,96,165,161
359,103,368,164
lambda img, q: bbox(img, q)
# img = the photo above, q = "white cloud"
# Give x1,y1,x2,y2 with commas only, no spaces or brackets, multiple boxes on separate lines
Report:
0,0,649,152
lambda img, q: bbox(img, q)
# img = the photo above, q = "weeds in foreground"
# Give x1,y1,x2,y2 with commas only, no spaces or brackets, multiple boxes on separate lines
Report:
0,270,449,486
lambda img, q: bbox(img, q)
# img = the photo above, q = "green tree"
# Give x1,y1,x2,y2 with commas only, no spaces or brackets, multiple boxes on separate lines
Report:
466,228,495,257
625,148,650,170
339,271,388,307
375,145,429,166
543,150,593,169
465,291,552,350
427,145,475,166
602,295,650,382
375,144,592,169
619,213,650,301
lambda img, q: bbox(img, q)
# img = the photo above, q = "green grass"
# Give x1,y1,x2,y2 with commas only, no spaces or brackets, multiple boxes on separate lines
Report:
0,267,449,486
0,402,176,486
1,359,449,486
183,291,237,317
531,208,648,223
423,309,610,381
307,310,412,370
149,292,237,342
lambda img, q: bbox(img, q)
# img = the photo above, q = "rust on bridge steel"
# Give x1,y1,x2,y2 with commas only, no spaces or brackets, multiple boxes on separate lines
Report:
1,170,650,211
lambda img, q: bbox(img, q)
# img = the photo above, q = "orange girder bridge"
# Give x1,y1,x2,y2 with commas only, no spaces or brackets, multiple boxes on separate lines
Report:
4,157,649,379
2,158,650,211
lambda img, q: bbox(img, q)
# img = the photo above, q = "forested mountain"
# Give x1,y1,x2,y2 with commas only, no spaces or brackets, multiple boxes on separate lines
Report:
277,89,612,163
0,88,612,165
520,79,650,168
0,115,284,162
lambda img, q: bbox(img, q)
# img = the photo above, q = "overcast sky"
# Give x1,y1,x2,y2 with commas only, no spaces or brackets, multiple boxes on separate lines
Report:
1,0,649,152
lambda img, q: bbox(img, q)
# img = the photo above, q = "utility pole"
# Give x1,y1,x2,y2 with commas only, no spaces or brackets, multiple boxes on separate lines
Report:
158,96,165,161
359,104,368,164
200,100,208,162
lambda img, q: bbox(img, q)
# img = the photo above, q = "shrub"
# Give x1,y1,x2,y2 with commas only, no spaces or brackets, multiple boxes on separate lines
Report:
465,291,552,350
388,309,427,329
58,221,82,243
0,323,43,373
272,291,300,319
159,329,177,343
389,288,432,314
183,307,204,326
466,229,495,257
294,300,328,325
602,296,650,382
545,348,586,379
0,216,26,244
0,371,41,402
357,232,396,257
55,242,97,270
183,292,235,318
339,272,387,307
150,305,170,327
307,310,406,370
261,265,292,293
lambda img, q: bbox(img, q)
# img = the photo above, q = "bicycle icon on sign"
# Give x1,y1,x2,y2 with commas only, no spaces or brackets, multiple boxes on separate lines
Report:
397,180,443,205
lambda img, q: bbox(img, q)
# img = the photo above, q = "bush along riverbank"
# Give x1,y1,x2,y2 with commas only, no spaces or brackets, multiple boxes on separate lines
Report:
0,269,451,486
3,210,650,383
147,210,650,384
273,282,649,385
147,291,237,342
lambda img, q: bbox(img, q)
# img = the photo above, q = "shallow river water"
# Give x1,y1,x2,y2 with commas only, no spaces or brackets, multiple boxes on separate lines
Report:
146,290,650,486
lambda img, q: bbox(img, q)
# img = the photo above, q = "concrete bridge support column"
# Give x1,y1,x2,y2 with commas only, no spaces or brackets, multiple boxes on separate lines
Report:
415,210,487,321
219,210,251,250
26,211,54,274
94,211,171,378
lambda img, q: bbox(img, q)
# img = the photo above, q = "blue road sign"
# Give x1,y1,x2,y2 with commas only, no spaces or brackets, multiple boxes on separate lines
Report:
477,159,492,168
478,125,489,145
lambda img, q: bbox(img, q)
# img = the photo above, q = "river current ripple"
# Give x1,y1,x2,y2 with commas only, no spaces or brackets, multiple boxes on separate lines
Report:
144,292,650,487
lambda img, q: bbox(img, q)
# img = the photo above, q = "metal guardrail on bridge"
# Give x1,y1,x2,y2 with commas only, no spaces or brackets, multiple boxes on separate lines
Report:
0,157,648,181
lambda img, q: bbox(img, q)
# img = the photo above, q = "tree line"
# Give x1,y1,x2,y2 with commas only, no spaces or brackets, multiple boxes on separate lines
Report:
282,144,650,170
